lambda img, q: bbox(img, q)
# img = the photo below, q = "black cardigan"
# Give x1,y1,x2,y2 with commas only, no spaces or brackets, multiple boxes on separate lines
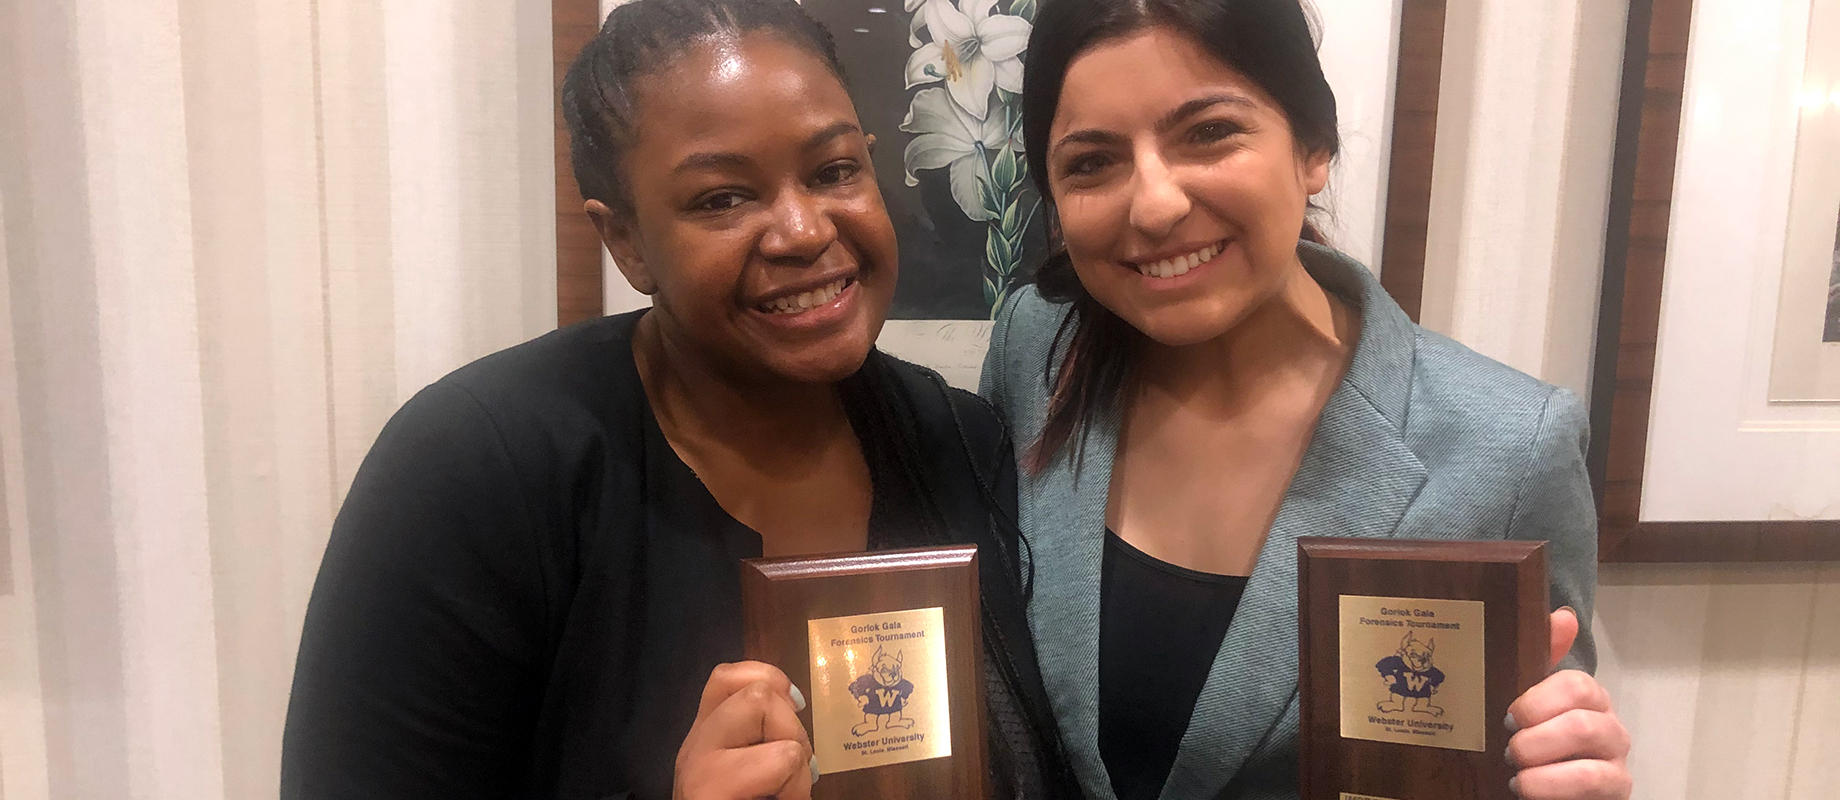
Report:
281,311,1077,800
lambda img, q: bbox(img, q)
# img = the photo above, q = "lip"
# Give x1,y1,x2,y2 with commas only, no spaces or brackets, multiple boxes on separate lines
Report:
746,277,860,332
749,270,860,308
1122,240,1227,268
1121,239,1230,287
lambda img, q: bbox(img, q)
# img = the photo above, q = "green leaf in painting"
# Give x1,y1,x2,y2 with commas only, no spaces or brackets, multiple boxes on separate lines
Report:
992,147,1018,195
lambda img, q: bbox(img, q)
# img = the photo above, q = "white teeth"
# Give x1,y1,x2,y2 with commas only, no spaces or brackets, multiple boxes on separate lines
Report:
1136,242,1222,279
762,278,849,314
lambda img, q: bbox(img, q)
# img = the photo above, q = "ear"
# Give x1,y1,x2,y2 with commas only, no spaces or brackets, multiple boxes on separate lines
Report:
1300,147,1331,196
1425,638,1435,653
895,650,903,664
1399,631,1414,649
585,199,658,295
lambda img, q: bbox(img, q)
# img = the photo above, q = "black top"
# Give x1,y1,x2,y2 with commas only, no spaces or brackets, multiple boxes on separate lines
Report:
1097,530,1248,800
281,311,1075,800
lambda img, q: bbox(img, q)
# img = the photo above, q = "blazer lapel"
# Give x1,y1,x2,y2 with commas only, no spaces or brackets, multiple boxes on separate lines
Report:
1159,246,1429,799
1018,412,1120,800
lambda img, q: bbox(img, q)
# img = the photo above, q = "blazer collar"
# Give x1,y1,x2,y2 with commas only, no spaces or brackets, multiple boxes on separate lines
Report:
1021,246,1429,800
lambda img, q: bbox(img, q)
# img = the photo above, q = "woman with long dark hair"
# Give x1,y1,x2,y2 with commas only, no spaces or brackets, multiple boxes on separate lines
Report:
281,0,1075,797
982,1,1631,798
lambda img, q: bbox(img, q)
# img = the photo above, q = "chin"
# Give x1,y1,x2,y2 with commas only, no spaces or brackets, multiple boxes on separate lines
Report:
1112,299,1243,347
1128,317,1228,348
762,336,876,385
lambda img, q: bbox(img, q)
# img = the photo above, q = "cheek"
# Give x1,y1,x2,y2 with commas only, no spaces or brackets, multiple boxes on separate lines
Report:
648,222,749,319
1054,192,1132,297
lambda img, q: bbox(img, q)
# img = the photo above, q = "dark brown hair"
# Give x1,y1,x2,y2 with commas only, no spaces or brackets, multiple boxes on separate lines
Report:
1021,0,1340,470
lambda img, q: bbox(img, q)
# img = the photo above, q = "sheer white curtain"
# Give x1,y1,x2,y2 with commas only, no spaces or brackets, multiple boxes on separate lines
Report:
0,1,556,798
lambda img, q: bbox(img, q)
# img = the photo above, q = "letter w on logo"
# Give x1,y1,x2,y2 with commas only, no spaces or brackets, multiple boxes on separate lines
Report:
875,688,901,707
1404,673,1431,693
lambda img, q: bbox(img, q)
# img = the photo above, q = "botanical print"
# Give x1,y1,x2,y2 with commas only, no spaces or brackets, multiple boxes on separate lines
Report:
901,0,1039,315
1825,210,1839,342
804,0,1046,319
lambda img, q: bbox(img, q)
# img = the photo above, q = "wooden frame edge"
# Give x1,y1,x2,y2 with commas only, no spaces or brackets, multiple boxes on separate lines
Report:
556,0,605,328
1377,0,1448,322
1588,0,1840,563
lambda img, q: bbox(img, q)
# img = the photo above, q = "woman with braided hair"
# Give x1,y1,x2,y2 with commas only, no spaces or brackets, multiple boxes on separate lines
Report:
280,1,1076,797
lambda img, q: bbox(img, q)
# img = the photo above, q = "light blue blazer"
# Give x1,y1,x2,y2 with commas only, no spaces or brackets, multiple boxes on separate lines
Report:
978,243,1598,800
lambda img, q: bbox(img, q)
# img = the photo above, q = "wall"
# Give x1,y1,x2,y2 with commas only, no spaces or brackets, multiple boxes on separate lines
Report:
1410,1,1840,797
0,1,557,798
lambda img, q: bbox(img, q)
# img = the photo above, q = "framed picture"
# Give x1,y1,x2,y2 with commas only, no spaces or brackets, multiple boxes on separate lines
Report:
804,0,1044,320
1591,0,1840,562
1765,0,1840,401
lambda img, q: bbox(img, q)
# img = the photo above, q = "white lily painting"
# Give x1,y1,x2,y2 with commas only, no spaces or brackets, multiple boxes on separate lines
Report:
898,0,1042,315
801,0,1044,318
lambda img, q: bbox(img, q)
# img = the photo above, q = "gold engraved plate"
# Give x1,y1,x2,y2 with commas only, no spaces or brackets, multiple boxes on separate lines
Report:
806,606,952,774
1340,794,1405,800
1338,595,1487,752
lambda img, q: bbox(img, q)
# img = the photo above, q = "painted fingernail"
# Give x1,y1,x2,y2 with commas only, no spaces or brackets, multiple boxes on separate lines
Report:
790,684,807,712
1503,712,1519,733
809,754,821,784
1508,776,1521,797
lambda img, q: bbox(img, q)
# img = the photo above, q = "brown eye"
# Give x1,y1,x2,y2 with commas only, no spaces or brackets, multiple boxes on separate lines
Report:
1062,153,1112,178
814,160,861,187
692,190,749,212
1190,120,1243,144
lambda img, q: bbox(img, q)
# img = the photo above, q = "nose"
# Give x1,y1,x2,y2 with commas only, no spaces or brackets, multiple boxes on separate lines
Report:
759,187,837,263
1127,150,1190,239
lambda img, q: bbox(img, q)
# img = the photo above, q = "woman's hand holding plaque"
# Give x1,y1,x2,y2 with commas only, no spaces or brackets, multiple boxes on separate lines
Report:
1504,610,1633,800
673,661,816,800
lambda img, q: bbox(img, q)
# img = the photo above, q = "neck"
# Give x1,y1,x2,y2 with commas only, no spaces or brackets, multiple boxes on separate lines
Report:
1136,258,1359,411
633,312,853,462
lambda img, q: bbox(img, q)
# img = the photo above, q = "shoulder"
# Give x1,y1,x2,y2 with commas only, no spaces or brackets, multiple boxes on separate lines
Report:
981,285,1073,433
364,312,647,508
990,284,1072,370
1401,327,1587,468
436,312,641,421
875,352,1009,471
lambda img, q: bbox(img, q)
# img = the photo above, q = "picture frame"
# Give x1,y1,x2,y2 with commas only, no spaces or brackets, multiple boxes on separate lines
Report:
1589,0,1840,562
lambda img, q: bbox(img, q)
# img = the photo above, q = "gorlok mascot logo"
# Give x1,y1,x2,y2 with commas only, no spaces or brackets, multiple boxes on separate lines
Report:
847,646,917,737
1374,631,1446,717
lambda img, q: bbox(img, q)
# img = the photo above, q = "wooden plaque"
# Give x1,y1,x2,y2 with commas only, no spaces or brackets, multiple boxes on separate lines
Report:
741,545,988,800
1297,538,1549,800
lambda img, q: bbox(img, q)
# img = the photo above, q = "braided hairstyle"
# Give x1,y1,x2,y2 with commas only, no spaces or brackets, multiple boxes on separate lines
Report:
561,0,845,217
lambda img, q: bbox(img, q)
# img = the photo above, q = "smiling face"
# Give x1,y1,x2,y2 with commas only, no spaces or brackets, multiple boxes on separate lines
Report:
593,33,897,384
1044,26,1330,347
870,647,904,687
1401,635,1435,672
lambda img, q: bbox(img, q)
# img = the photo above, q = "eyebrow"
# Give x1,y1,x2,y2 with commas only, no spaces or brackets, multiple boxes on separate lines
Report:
670,121,864,175
1155,93,1256,133
804,121,863,151
1050,92,1258,155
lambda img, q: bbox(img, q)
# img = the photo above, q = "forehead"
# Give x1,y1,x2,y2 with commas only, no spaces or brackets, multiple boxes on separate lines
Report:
1050,26,1277,134
627,33,857,154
